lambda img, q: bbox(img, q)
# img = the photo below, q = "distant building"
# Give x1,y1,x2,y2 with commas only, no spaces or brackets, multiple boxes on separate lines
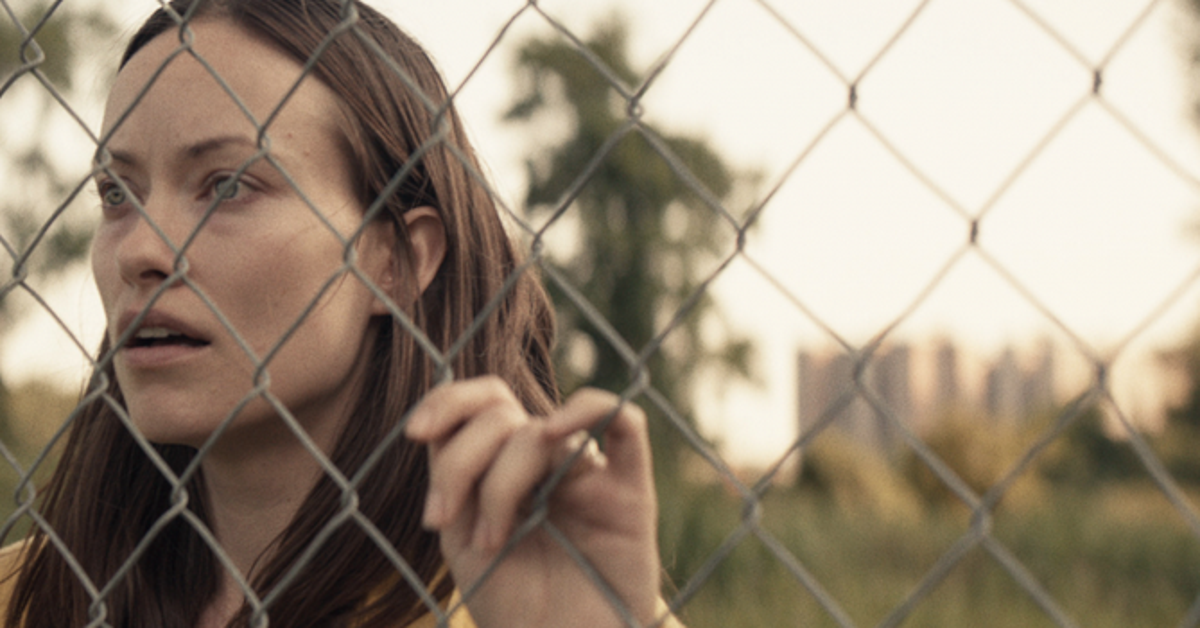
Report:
798,350,873,443
1022,340,1056,416
875,345,913,428
800,338,1062,451
798,344,913,453
984,341,1056,424
985,347,1023,423
933,339,960,411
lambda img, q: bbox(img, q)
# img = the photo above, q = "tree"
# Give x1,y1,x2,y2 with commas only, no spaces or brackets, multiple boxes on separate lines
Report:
1155,0,1200,485
504,16,753,474
1150,332,1200,485
0,2,113,287
0,3,116,442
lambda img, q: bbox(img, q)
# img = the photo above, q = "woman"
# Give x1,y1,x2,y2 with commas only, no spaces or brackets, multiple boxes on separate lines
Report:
0,0,675,626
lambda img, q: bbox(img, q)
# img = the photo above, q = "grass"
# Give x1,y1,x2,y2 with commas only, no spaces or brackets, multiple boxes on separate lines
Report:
658,479,1200,627
4,383,1199,626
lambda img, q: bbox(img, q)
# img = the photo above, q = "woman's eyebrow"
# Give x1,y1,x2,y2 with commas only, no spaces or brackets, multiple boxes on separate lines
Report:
96,147,137,170
97,134,260,170
183,134,258,159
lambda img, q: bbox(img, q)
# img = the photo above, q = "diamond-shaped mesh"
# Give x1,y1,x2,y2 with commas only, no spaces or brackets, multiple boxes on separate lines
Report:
3,0,1200,626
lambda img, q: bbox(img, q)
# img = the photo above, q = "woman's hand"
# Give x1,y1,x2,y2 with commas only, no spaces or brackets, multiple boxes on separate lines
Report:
405,376,661,628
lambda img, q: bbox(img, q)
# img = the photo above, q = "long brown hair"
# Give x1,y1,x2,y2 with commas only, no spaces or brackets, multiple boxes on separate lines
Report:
7,0,558,625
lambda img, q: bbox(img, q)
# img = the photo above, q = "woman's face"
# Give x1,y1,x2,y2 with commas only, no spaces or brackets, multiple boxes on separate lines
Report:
93,19,395,451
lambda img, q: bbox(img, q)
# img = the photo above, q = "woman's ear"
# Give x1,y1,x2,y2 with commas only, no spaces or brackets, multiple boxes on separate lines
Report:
402,205,446,294
364,206,445,317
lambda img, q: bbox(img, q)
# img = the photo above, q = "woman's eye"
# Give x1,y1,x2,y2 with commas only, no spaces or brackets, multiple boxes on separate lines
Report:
101,183,127,207
211,175,250,203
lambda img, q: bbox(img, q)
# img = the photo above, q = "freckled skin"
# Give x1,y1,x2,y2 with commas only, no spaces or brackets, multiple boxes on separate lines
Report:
95,19,666,628
93,20,394,457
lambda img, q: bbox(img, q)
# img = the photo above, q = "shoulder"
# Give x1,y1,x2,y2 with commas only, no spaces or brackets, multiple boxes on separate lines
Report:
0,541,28,620
401,591,687,628
0,542,23,567
403,589,476,628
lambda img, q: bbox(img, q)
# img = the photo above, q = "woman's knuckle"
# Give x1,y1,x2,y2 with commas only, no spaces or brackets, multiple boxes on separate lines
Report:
623,400,647,423
478,374,518,403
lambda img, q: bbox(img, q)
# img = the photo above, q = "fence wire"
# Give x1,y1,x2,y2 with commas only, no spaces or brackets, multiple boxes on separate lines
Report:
2,0,1200,626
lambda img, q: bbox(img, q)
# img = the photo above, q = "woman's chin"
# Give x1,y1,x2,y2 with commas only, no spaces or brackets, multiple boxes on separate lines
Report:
129,402,312,457
125,402,242,451
131,420,222,450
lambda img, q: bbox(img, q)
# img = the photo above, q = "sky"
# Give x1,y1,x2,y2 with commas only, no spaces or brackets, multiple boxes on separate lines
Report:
4,0,1200,468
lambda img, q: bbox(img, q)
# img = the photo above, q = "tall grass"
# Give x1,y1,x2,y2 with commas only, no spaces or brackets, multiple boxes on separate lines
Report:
3,383,1198,626
0,380,74,544
658,414,1200,628
658,481,1200,627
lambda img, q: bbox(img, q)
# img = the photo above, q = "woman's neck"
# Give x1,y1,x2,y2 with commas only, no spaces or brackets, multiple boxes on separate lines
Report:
195,426,330,627
192,353,367,625
206,451,318,574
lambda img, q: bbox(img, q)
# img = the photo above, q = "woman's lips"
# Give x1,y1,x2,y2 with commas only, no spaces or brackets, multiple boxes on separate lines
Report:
115,310,213,369
119,339,211,369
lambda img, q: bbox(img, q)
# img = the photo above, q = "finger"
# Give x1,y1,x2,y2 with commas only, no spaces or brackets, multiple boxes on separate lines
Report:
542,388,625,439
405,375,519,441
471,392,643,551
551,430,607,478
423,401,526,529
472,422,554,551
545,390,651,483
597,401,652,486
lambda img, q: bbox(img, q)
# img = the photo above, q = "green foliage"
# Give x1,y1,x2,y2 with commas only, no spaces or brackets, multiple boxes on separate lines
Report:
898,410,1035,507
1,2,75,89
1171,0,1200,485
1151,328,1200,484
0,8,114,526
0,2,115,295
1163,328,1200,431
795,430,924,521
660,481,1200,627
1038,406,1145,486
0,378,73,543
771,397,1200,625
505,15,754,472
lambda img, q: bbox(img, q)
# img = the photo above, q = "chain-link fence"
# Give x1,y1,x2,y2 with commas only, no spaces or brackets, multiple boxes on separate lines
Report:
4,0,1200,626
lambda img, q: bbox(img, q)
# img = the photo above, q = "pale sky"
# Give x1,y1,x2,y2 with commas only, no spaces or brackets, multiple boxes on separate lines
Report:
5,0,1200,467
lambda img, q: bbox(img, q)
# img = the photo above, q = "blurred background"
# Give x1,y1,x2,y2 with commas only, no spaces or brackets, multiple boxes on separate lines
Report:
5,0,1200,625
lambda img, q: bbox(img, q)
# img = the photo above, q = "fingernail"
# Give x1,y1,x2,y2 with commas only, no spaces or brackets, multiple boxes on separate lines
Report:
423,492,444,528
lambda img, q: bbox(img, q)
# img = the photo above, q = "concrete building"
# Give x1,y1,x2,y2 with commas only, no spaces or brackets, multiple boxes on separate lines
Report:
933,339,961,411
985,347,1023,423
801,338,1062,452
798,344,913,453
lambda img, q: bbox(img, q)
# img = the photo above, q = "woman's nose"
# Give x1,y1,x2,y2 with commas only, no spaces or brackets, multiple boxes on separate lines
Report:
115,200,182,288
